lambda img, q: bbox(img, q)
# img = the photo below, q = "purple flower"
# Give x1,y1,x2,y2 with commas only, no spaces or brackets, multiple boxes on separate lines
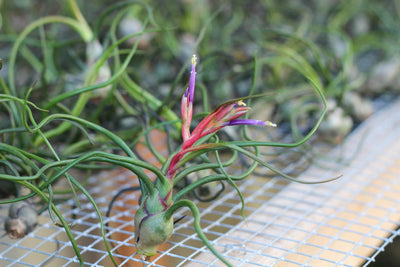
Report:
181,55,198,141
227,119,277,127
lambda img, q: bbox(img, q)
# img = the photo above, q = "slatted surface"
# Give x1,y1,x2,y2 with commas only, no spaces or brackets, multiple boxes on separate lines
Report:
0,97,399,266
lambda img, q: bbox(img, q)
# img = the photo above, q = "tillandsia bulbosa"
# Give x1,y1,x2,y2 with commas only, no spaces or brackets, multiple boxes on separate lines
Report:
134,55,277,264
0,50,334,266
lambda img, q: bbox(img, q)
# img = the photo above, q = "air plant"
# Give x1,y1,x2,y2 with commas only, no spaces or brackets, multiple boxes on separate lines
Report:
131,54,330,266
1,51,333,266
133,55,277,261
1,1,394,265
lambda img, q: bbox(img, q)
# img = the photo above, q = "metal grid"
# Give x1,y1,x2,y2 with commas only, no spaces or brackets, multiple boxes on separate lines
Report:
1,97,400,266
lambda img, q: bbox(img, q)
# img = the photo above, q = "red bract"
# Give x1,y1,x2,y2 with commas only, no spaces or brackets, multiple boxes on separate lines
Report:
167,55,276,179
183,101,249,150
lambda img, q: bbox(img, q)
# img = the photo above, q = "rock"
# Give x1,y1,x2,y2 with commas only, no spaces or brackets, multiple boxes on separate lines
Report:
86,40,112,99
343,91,374,121
366,58,400,94
4,201,38,239
119,13,154,48
319,99,353,144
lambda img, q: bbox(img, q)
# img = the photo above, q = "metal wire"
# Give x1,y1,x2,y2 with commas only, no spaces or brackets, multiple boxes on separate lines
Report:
1,97,400,266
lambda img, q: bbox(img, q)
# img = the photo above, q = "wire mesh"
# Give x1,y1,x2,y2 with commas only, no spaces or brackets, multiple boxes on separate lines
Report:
1,97,400,266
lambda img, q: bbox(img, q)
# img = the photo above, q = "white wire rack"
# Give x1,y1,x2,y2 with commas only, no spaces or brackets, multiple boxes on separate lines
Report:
1,97,400,266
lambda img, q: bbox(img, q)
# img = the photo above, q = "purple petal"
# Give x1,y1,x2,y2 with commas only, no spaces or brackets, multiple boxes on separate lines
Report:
228,119,277,127
188,55,197,103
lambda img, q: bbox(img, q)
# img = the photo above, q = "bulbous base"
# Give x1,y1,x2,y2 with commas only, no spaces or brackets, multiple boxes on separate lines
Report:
134,208,174,257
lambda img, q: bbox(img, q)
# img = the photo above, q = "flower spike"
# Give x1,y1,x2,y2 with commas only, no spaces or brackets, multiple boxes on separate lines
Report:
181,54,198,141
136,55,279,265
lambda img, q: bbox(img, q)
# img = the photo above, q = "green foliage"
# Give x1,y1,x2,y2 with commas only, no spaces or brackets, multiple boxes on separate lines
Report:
0,0,399,266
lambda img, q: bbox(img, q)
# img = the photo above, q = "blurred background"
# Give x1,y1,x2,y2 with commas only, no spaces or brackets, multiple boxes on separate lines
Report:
1,0,400,266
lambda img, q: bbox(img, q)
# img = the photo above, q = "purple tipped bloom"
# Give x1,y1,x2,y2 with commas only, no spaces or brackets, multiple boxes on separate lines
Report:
227,119,277,127
182,54,197,103
188,55,197,103
181,55,198,141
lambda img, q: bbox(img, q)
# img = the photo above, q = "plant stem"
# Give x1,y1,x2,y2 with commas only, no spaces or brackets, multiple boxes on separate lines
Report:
67,0,93,41
166,199,233,267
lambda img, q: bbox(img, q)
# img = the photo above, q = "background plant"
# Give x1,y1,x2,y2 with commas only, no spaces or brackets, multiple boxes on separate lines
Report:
1,0,399,266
